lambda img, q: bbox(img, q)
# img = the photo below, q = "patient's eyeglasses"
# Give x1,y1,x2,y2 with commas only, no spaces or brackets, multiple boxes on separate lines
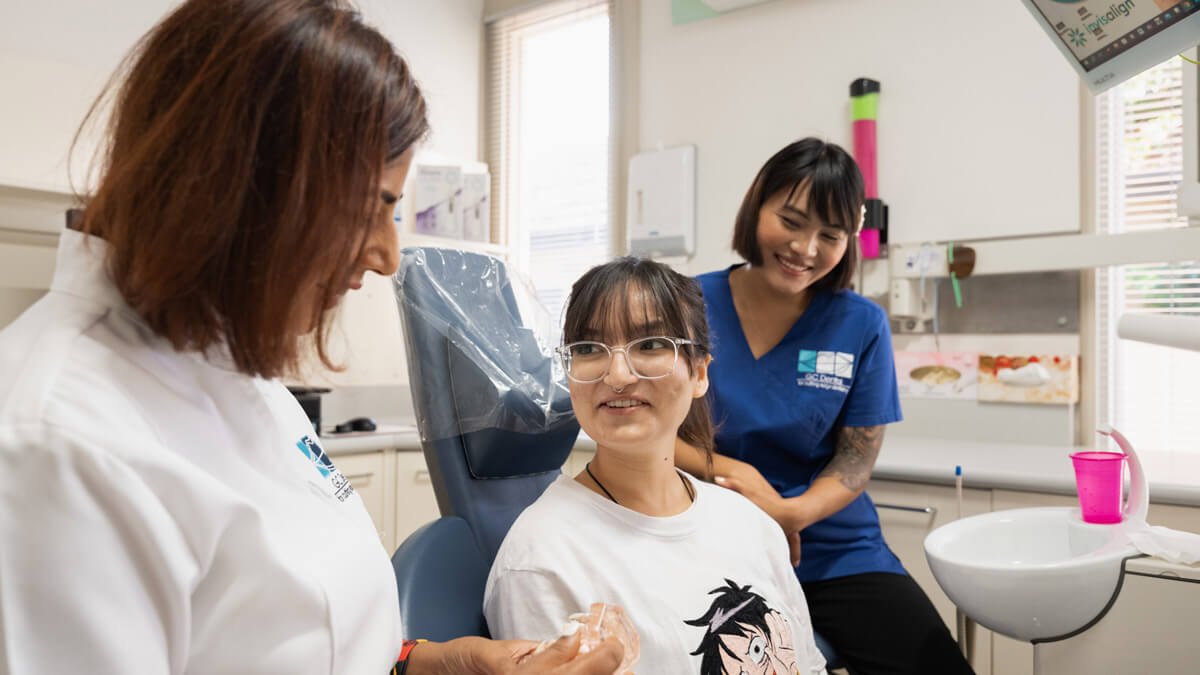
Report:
554,336,700,384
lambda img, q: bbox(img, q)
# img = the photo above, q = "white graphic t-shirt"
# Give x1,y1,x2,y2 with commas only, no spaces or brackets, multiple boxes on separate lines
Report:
485,474,826,674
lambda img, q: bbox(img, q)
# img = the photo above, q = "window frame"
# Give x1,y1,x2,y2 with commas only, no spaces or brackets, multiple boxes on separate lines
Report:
484,0,628,327
1091,56,1200,458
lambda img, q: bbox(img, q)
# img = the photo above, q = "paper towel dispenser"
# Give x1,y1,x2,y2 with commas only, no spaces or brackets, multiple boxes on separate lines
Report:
626,145,695,258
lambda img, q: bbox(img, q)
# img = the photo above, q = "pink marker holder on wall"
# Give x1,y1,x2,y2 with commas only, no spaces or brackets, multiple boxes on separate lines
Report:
850,78,886,260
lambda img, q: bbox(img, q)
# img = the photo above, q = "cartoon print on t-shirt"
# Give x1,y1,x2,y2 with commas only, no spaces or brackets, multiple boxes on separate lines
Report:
686,579,799,675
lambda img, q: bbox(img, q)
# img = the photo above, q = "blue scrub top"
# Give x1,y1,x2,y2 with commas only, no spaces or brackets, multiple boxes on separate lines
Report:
697,266,904,583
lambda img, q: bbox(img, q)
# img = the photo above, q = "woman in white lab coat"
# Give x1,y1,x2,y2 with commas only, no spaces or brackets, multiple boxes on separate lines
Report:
0,1,619,673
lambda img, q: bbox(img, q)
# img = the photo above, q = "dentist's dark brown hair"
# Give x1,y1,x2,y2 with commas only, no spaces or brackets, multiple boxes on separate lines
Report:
73,0,428,378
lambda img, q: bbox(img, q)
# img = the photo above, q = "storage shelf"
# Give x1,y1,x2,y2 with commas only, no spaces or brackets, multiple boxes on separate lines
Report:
890,227,1200,279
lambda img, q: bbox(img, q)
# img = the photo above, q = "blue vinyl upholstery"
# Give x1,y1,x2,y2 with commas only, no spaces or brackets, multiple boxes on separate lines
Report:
390,516,491,641
390,247,577,640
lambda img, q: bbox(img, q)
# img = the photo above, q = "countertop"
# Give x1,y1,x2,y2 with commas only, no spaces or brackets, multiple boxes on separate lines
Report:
319,428,1200,508
319,424,421,454
874,437,1200,507
318,423,599,455
1125,556,1200,580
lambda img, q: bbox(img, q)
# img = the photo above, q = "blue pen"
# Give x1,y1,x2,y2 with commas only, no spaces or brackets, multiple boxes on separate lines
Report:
955,465,963,520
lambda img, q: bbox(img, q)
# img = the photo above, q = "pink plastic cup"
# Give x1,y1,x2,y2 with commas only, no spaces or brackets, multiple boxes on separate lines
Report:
1070,451,1126,524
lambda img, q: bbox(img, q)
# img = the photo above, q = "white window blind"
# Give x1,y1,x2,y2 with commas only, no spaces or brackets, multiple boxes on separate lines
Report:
1096,57,1200,456
486,0,614,336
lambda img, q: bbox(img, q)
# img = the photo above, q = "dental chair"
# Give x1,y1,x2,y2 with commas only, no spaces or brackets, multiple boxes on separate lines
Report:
390,247,578,641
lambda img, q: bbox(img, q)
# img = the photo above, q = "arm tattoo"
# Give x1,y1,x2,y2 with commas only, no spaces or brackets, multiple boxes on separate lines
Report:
819,425,885,493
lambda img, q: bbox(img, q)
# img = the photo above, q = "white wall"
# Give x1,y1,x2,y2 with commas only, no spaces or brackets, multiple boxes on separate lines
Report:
0,1,170,193
639,0,1083,278
639,0,1087,446
358,0,484,163
0,0,483,195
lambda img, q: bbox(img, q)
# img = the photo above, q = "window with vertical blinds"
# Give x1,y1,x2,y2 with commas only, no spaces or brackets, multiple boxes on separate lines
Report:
486,0,614,337
1096,57,1200,455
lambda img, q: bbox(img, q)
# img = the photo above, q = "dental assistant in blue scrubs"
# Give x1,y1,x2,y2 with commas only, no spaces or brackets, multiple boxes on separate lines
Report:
675,138,974,674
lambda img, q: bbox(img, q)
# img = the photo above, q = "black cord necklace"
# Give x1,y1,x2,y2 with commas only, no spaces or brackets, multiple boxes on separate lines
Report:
585,461,695,507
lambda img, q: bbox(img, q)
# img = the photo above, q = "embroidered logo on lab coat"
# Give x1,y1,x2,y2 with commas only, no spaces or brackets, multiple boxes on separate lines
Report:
796,349,852,393
296,435,355,502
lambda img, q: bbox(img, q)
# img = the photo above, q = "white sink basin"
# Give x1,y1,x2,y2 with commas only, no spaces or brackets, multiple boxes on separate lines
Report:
925,506,1139,641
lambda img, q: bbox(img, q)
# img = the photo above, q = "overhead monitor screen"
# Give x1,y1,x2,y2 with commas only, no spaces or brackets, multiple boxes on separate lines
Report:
1021,0,1200,92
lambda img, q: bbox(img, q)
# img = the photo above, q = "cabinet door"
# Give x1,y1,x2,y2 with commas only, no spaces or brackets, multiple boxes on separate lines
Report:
1037,572,1200,675
394,451,443,550
867,479,993,675
334,451,391,550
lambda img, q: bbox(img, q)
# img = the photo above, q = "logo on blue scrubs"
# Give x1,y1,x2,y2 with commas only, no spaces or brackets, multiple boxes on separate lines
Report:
296,435,355,502
797,349,853,393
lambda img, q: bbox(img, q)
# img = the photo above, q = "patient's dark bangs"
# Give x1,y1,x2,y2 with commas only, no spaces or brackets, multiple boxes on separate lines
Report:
564,261,692,346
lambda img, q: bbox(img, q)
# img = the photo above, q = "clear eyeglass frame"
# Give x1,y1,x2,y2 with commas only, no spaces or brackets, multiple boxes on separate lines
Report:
554,336,700,384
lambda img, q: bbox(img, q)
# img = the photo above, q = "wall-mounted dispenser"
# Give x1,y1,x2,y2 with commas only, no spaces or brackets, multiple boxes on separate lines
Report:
626,145,696,258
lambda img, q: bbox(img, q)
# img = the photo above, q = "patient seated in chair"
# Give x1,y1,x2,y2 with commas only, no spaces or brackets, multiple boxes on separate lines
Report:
484,258,826,674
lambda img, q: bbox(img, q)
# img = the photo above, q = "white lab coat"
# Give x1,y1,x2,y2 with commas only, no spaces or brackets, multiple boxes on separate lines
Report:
0,230,402,673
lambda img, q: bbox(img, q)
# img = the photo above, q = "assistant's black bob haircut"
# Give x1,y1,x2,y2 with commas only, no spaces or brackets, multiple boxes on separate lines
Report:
731,137,865,293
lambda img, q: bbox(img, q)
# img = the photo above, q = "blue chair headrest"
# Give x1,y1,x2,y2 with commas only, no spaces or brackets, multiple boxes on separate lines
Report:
395,247,578,478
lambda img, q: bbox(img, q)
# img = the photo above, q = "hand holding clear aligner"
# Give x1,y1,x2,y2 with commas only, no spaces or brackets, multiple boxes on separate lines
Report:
519,603,640,674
